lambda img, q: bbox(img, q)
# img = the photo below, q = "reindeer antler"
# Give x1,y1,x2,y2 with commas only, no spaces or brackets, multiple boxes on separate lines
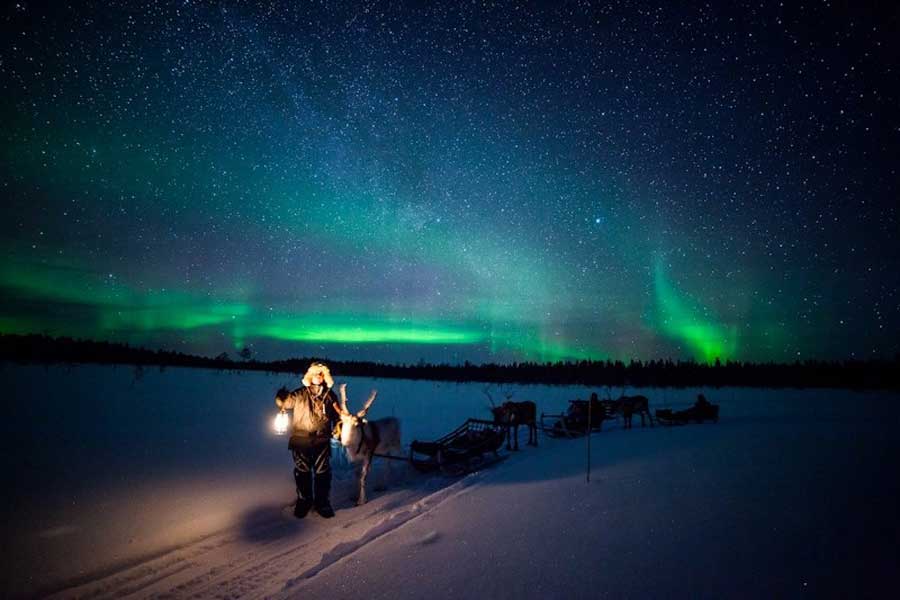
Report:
357,390,377,417
482,386,496,408
338,383,350,415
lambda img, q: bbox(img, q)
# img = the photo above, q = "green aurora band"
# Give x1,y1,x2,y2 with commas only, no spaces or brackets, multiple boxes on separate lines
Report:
1,249,758,363
0,254,512,354
651,258,738,362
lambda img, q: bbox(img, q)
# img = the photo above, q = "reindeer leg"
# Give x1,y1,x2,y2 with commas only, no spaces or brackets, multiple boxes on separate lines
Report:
358,457,371,505
375,452,392,491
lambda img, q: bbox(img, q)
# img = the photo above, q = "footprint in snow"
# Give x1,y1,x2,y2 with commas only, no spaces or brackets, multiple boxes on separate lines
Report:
410,530,440,546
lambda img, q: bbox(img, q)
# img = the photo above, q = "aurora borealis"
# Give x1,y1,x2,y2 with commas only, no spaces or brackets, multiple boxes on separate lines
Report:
1,1,898,364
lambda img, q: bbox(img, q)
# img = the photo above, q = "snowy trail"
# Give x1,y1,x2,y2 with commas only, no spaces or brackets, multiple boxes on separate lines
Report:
283,474,483,588
47,466,487,599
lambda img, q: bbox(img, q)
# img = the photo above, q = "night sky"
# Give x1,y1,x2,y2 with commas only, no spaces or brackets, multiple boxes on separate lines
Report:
2,1,898,365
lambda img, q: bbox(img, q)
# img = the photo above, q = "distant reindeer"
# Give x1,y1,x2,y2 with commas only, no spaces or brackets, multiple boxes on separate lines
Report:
606,386,654,429
333,384,402,505
484,387,538,450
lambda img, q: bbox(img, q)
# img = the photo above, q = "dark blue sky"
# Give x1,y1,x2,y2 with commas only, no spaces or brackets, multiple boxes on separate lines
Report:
1,1,898,364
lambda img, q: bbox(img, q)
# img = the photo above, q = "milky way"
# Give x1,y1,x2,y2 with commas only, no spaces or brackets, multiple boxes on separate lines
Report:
1,1,898,364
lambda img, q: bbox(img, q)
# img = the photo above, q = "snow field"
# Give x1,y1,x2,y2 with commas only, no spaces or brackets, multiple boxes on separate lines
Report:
2,364,897,598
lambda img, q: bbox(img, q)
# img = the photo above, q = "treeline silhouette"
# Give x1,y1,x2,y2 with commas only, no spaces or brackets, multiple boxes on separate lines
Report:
1,333,898,390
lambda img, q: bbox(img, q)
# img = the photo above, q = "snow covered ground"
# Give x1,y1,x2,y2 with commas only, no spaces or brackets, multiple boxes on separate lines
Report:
2,364,898,598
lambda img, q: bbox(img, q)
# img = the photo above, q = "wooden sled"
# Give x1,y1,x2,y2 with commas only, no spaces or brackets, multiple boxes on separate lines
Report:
655,403,719,426
540,399,610,438
409,418,507,475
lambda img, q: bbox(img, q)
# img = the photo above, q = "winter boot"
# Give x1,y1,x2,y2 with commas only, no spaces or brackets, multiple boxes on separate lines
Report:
314,471,334,518
293,468,313,519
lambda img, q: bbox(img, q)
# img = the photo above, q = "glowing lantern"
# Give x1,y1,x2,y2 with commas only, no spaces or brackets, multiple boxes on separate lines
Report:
274,410,289,435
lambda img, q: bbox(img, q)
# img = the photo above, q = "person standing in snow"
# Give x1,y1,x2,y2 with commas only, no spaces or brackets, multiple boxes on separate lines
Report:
275,362,340,519
695,394,711,409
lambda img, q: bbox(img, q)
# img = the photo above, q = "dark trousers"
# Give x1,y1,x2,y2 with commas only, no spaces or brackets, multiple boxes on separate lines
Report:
291,441,331,507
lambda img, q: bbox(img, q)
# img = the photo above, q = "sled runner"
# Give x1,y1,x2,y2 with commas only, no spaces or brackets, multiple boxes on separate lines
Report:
409,418,507,475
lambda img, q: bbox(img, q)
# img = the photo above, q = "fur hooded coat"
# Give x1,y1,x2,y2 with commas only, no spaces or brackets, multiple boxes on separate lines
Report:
275,364,339,440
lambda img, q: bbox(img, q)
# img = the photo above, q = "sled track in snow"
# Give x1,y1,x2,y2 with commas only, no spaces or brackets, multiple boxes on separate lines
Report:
48,474,484,599
281,475,481,591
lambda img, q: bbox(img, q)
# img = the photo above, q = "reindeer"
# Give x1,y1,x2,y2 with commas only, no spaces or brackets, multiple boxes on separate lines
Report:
484,387,538,450
605,386,654,429
333,383,402,505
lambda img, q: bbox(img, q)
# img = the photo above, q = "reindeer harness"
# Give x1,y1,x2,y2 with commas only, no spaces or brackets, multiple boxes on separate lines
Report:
356,419,381,455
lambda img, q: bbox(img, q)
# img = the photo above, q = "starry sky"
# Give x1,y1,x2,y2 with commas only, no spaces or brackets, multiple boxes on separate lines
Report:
1,1,898,365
